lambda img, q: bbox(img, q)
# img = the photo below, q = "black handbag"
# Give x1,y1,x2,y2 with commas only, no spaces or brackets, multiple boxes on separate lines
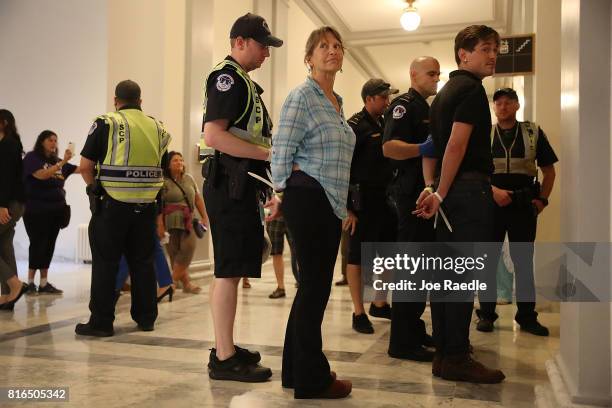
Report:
59,204,71,229
169,177,206,238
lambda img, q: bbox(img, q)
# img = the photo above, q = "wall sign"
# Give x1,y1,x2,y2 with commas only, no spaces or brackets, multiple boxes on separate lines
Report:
495,34,535,75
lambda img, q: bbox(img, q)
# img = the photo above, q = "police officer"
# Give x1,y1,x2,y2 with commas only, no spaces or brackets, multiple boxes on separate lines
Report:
201,13,282,382
76,80,171,337
476,87,558,336
382,57,439,361
345,79,398,334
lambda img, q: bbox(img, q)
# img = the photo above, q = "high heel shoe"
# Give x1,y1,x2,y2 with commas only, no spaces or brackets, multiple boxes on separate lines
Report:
157,286,174,303
0,283,28,311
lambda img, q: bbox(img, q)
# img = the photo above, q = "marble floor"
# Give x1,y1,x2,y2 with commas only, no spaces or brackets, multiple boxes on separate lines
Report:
0,260,559,407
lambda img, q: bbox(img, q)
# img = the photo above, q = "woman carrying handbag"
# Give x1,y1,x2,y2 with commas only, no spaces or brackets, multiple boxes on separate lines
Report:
161,151,209,294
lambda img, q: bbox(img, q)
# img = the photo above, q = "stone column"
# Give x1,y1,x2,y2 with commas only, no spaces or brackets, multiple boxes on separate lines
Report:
543,1,612,406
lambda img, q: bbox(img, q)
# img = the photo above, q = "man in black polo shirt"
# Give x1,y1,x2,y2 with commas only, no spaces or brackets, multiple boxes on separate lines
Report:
415,25,505,383
476,87,558,336
382,56,440,361
345,79,398,334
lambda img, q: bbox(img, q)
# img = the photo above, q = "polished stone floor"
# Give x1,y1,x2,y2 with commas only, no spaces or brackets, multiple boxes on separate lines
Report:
0,260,558,407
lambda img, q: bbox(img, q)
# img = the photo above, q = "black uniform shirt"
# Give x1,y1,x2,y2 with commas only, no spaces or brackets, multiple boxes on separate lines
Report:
491,122,559,190
383,88,430,171
429,70,493,176
347,107,392,187
203,56,272,138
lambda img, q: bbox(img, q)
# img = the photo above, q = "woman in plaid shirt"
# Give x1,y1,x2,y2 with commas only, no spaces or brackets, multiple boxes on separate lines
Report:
268,26,355,399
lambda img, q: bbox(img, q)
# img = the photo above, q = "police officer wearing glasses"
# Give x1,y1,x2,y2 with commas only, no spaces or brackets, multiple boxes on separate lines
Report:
201,13,282,382
76,80,171,337
476,87,558,336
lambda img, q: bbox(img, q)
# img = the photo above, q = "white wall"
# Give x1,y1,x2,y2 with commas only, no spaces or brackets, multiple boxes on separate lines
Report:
534,0,562,242
0,0,108,261
610,2,612,397
212,0,253,67
558,0,611,405
107,0,187,152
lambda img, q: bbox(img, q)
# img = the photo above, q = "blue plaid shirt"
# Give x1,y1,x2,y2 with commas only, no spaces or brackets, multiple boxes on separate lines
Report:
272,77,355,219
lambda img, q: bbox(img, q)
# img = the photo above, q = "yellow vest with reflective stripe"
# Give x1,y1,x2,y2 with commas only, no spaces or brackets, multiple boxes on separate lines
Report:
97,109,171,203
199,59,271,162
491,121,539,177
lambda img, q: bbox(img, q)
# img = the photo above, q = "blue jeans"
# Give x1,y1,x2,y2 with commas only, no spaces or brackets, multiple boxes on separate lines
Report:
115,235,173,290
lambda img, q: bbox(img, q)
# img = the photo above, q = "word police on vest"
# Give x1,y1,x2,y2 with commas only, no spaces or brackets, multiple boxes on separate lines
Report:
126,169,162,178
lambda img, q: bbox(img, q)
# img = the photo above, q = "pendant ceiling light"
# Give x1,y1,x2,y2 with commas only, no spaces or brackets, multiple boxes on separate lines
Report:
400,0,421,31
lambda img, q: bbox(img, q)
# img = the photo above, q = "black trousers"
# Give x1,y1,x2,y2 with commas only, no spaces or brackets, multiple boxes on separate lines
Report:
478,203,538,324
88,197,158,330
0,201,23,294
281,185,341,398
390,190,435,351
23,209,63,270
347,186,397,265
432,179,494,356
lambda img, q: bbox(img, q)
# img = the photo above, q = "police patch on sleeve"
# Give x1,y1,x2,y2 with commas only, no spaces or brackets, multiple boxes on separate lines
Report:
88,121,98,135
216,74,235,92
392,105,406,119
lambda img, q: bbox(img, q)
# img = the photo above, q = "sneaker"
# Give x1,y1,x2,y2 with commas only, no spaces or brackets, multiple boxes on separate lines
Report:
519,320,549,336
75,322,114,337
268,288,286,299
25,282,37,295
476,318,494,332
441,353,505,384
352,313,374,334
38,283,63,294
368,303,391,319
208,351,271,382
334,277,348,286
211,345,262,365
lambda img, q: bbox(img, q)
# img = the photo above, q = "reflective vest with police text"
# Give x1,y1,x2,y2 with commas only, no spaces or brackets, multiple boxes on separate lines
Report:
199,59,271,162
97,109,171,203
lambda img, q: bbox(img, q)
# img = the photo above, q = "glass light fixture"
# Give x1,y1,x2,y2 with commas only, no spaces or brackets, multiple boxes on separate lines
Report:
400,0,421,31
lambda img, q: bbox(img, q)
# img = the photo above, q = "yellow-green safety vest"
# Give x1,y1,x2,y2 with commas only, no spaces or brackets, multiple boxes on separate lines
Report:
199,59,271,162
97,109,171,203
491,121,539,177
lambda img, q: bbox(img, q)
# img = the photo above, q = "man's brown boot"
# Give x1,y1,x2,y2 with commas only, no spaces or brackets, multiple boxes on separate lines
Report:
441,353,505,384
432,353,443,377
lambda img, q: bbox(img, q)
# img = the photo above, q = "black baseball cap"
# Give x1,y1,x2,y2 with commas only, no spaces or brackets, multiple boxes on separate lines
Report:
115,80,141,101
493,87,518,101
361,79,399,101
230,13,283,48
